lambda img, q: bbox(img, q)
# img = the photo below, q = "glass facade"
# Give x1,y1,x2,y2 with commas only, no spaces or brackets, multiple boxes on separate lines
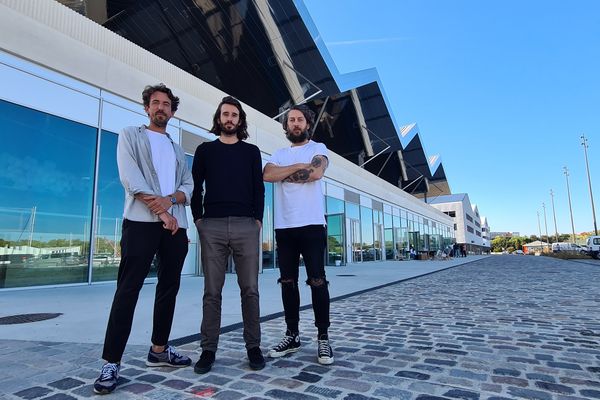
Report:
0,100,96,288
0,51,455,289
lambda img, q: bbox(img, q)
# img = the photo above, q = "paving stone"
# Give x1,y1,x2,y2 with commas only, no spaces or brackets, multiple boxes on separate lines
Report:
395,370,430,380
526,373,554,383
264,389,319,400
213,390,245,400
491,375,529,387
449,369,487,381
324,378,371,392
506,387,552,400
372,387,412,399
47,378,85,390
580,390,600,399
13,386,53,399
161,379,193,390
120,382,155,394
342,394,379,400
137,373,167,383
443,389,480,400
39,394,77,400
292,372,322,383
534,381,575,394
269,377,304,389
305,385,343,398
492,368,520,377
547,362,582,370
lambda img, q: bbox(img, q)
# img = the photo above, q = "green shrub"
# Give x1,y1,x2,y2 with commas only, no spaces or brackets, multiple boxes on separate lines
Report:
541,252,592,260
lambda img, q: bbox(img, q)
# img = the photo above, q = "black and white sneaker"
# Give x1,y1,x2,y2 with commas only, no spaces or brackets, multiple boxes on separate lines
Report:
268,332,301,358
317,336,334,365
93,362,120,395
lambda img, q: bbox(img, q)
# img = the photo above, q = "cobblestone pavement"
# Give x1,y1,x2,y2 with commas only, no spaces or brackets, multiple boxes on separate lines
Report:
3,255,600,400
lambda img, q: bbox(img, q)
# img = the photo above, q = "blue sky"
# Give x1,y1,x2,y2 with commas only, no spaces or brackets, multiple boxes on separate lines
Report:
303,0,600,237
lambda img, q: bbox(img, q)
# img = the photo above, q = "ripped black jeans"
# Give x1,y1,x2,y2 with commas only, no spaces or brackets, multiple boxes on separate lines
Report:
275,225,330,333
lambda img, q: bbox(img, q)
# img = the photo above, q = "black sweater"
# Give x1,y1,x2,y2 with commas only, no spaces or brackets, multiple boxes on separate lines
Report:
190,139,265,222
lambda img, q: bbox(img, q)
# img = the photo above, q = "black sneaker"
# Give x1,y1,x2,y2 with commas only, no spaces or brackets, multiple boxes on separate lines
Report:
247,347,265,370
317,336,334,365
93,362,120,395
194,350,215,374
267,332,301,358
146,345,191,367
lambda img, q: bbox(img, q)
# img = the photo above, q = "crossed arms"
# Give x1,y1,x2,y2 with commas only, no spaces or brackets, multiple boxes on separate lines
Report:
263,155,328,183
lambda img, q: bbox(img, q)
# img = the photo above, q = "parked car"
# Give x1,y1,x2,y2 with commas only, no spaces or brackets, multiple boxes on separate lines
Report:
551,242,580,253
586,236,600,259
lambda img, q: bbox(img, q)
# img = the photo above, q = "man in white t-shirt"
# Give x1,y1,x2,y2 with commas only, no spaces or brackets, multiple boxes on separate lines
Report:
263,104,333,365
94,84,193,395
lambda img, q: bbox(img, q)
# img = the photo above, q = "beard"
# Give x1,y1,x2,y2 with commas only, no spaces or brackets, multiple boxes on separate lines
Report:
219,122,238,136
286,128,310,144
151,112,169,127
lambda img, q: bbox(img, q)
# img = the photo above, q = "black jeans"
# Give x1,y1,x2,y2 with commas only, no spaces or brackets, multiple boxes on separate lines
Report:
275,225,330,331
102,219,188,363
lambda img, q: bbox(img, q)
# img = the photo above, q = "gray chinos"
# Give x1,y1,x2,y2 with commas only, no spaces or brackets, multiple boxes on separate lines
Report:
197,216,261,351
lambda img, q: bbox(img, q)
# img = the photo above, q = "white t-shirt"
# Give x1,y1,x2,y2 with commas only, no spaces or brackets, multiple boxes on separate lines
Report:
268,140,328,229
146,129,176,196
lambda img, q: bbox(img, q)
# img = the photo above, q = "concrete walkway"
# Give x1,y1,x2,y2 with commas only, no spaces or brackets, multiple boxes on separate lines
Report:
0,256,486,345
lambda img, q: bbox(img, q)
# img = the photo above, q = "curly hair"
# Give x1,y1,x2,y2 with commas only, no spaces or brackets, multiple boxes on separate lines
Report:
282,104,315,133
210,96,249,140
142,83,179,112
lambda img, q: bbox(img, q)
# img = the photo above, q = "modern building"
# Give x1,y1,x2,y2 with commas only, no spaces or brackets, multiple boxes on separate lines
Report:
0,0,455,289
426,194,489,254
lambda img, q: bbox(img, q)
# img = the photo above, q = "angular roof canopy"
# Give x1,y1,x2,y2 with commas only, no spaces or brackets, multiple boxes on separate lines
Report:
75,0,451,196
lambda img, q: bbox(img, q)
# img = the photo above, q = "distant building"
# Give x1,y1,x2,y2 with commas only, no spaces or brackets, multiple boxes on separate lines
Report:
426,194,489,254
522,241,549,254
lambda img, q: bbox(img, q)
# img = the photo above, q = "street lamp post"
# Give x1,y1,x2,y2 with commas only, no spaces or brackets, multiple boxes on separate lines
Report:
550,189,559,243
537,211,544,252
563,166,577,243
581,134,598,235
542,202,550,250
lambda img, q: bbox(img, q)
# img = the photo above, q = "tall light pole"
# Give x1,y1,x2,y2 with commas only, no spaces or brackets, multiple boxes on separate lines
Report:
542,202,549,249
563,166,577,243
550,189,559,243
537,211,544,252
581,134,598,235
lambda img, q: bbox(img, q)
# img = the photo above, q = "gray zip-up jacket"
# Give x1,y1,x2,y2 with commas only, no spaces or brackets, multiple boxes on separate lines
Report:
117,125,194,228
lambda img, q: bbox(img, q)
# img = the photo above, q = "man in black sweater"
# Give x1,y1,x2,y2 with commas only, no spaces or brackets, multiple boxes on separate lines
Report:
191,96,265,373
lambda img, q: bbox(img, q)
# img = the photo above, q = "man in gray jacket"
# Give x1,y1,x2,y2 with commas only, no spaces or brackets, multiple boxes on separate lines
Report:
94,84,193,395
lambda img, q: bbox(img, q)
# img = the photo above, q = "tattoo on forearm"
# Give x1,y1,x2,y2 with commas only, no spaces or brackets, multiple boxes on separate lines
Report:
284,168,313,182
311,155,328,169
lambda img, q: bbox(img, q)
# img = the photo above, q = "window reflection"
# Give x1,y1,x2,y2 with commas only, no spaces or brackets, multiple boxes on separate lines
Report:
92,130,129,281
0,100,96,288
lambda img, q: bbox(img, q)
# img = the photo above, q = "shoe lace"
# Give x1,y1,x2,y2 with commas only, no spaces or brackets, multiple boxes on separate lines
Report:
100,363,119,380
318,339,331,357
274,335,294,351
166,346,183,361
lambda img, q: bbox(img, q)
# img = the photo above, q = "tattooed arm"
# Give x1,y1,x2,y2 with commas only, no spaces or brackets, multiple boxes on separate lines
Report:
283,155,328,183
263,162,311,182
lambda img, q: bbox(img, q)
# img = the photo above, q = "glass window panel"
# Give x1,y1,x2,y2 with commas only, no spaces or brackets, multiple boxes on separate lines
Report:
360,206,374,260
262,182,275,269
92,130,124,282
345,201,360,220
0,100,96,288
326,214,344,265
326,196,345,214
384,213,393,229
